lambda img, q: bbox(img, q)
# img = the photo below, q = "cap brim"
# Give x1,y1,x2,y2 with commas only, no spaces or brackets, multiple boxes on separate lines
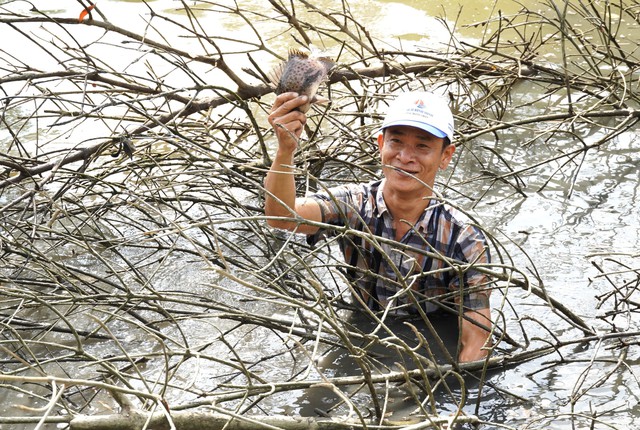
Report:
380,120,447,139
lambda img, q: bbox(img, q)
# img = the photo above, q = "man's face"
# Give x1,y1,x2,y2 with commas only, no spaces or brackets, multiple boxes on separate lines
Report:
378,125,455,197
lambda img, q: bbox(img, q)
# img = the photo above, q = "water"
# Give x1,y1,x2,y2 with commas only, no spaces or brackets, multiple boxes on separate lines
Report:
1,0,639,428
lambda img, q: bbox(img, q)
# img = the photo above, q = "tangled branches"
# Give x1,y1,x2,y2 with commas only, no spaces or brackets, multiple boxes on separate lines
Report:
0,0,639,429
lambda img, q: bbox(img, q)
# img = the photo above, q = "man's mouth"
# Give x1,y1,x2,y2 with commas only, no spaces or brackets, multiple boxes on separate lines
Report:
394,167,418,176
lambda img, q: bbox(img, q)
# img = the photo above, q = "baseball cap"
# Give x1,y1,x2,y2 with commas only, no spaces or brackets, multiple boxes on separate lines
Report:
380,91,454,142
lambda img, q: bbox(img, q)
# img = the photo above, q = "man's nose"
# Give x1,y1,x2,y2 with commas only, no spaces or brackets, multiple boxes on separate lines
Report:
397,145,416,162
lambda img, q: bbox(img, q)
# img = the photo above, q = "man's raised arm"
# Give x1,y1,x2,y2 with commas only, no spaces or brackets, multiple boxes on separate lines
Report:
264,93,322,234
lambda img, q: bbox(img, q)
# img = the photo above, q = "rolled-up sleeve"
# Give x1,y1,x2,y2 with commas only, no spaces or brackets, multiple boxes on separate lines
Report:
451,224,492,310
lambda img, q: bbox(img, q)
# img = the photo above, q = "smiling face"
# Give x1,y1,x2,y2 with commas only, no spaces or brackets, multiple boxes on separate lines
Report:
378,125,455,199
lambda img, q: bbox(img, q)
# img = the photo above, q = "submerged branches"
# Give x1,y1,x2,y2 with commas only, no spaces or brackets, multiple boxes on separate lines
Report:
0,1,639,429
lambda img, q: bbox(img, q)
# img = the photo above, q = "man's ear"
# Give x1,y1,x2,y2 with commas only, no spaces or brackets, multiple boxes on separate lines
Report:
377,133,384,151
440,144,456,170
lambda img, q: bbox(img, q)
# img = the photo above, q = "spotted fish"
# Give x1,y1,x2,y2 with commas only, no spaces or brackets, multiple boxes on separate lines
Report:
269,48,334,113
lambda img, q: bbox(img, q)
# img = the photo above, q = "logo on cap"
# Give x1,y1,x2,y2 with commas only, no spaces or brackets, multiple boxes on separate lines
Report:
406,98,433,119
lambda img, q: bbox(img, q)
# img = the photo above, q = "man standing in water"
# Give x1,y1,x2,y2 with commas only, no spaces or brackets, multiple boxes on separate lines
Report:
264,90,492,362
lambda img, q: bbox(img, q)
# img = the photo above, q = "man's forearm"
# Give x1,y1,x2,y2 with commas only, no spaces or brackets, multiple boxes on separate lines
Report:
459,307,492,363
264,150,298,225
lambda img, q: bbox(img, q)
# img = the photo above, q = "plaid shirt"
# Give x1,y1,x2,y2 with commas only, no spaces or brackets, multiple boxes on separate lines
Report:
307,179,491,315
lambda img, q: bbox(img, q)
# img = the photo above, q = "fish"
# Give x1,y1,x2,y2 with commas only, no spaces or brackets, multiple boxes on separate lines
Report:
268,48,334,113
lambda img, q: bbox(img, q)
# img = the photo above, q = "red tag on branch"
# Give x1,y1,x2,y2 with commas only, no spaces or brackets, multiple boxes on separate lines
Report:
79,3,96,22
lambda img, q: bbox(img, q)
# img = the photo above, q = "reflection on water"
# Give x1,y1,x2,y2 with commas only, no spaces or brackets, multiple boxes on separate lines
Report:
274,310,522,427
274,311,467,419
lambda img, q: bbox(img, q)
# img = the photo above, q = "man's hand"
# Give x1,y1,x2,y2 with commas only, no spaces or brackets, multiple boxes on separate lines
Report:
268,92,309,153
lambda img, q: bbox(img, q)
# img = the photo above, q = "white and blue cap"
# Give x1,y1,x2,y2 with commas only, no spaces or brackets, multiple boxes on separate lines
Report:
380,91,454,142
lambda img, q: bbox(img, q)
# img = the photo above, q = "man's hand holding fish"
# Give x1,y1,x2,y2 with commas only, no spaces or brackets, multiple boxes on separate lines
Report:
268,93,309,151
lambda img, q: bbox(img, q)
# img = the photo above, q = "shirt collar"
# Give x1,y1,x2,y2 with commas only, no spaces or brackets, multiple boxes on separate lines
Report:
376,179,437,230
